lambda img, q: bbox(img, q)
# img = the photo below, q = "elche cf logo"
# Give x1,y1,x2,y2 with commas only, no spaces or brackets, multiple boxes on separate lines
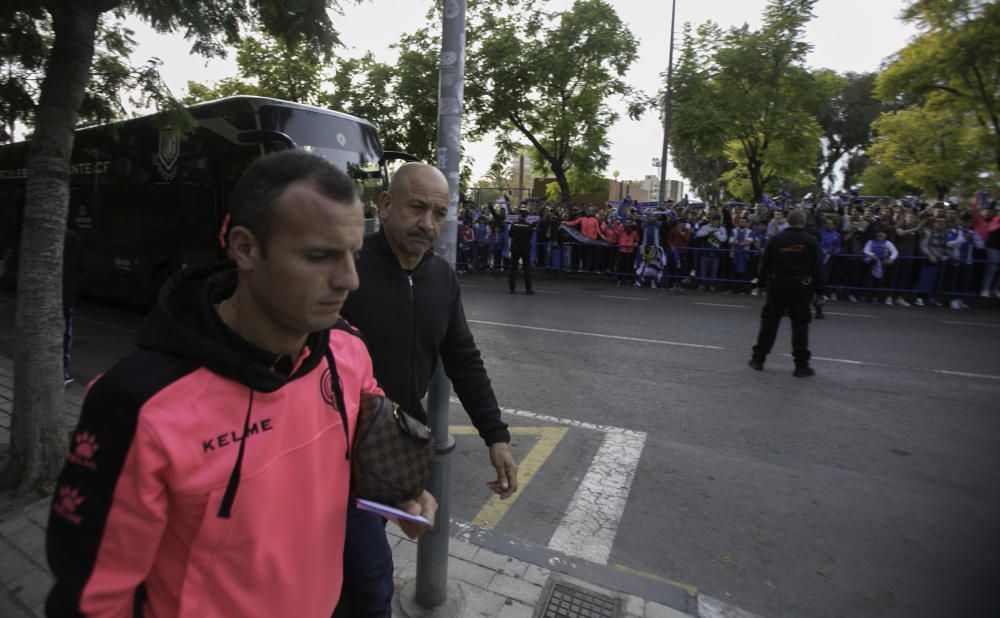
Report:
320,368,338,410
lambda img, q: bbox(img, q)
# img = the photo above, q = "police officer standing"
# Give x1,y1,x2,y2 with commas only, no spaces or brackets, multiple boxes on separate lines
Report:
748,209,824,377
508,205,535,294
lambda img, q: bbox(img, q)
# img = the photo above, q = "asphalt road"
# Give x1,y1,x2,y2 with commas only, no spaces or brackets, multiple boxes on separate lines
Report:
2,272,998,618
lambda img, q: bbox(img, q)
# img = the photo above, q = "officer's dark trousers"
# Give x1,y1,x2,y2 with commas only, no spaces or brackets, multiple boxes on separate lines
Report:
751,282,812,367
333,501,393,618
509,249,533,292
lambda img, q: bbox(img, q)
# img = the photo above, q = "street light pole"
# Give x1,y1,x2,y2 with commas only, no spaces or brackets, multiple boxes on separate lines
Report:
657,0,677,206
412,0,465,610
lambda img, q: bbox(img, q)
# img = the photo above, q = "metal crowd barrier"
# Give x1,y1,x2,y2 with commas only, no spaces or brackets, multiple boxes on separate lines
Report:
454,241,995,300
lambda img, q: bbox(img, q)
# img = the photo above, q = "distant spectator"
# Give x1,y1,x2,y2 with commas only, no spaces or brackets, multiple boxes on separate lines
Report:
862,226,899,304
695,214,727,291
973,199,1000,297
944,212,984,309
891,211,922,306
62,229,86,385
820,217,842,301
729,217,754,293
917,217,949,306
616,220,639,285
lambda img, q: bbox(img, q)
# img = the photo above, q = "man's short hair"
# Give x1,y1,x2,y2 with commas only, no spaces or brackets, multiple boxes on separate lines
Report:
787,209,807,227
228,151,357,255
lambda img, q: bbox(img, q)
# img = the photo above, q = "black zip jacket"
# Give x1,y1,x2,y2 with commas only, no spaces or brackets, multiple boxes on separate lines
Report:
757,226,824,294
341,229,510,446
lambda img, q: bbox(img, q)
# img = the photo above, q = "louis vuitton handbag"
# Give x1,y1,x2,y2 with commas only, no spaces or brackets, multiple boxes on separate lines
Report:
351,393,434,504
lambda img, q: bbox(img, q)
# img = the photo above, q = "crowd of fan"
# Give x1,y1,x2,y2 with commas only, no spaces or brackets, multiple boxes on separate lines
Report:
455,196,1000,309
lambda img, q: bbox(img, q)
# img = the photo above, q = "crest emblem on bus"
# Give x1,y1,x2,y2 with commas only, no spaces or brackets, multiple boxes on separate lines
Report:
156,130,180,181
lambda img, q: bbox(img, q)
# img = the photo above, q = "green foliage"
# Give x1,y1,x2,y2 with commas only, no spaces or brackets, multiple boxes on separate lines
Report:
184,34,328,105
811,70,883,192
466,0,641,203
669,0,822,202
0,9,176,141
864,105,987,199
877,0,1000,172
325,27,439,162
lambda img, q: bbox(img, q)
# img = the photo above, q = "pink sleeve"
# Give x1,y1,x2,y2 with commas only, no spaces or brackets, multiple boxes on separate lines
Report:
79,420,169,616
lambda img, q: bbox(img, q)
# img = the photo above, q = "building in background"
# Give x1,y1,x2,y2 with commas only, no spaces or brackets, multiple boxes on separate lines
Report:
607,175,684,203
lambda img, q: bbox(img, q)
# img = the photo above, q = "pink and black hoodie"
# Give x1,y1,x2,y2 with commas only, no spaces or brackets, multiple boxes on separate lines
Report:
45,261,381,617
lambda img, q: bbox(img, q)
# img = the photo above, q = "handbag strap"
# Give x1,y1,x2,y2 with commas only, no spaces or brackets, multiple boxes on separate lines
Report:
323,344,351,460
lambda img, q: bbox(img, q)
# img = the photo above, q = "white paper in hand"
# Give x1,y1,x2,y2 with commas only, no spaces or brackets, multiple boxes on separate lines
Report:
356,498,431,526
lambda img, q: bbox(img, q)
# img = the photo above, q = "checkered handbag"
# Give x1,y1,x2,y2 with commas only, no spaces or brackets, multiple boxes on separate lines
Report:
351,393,434,503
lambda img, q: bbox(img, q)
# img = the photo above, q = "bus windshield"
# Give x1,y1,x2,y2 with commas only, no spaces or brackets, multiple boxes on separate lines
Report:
259,105,386,214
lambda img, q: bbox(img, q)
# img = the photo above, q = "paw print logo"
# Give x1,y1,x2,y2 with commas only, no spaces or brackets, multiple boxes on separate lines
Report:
58,486,84,514
74,431,99,460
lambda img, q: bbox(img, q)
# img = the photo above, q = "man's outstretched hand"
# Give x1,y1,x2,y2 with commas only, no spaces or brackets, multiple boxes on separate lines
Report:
487,442,518,499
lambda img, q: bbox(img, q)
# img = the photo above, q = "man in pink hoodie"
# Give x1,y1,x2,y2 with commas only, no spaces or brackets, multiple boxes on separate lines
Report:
45,151,437,617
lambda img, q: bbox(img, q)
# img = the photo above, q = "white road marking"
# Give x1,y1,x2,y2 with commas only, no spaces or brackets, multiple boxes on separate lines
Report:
467,320,724,350
470,320,998,381
810,356,867,365
930,368,1000,380
481,402,646,565
821,311,877,318
941,320,1000,328
599,295,649,301
695,302,748,308
548,430,646,564
699,595,765,618
804,355,1000,381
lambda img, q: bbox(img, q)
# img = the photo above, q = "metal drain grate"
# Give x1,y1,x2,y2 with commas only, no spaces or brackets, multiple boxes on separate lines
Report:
538,581,619,618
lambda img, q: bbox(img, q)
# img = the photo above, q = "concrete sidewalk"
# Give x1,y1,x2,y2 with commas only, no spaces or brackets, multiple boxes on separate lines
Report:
0,357,757,617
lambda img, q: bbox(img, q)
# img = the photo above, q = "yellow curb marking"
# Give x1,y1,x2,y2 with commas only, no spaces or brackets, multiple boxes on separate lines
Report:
450,425,568,529
613,563,699,597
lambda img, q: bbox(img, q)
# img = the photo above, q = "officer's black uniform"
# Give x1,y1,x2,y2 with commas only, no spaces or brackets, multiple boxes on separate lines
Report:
508,212,535,294
750,223,823,375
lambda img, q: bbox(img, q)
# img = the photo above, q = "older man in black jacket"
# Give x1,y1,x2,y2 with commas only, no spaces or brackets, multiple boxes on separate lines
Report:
335,163,517,617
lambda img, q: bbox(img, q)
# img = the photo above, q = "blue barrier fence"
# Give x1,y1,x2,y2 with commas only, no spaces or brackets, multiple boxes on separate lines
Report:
456,241,997,299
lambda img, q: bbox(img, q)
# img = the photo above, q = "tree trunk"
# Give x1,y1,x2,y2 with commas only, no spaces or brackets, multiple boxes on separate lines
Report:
1,3,105,492
749,158,764,204
553,166,571,204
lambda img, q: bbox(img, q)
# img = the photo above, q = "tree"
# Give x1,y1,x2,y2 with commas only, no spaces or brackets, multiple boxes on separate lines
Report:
863,105,985,200
811,70,883,193
184,34,328,105
326,28,439,162
466,0,641,203
669,0,822,202
877,0,1000,173
1,11,170,142
1,0,345,492
671,148,733,205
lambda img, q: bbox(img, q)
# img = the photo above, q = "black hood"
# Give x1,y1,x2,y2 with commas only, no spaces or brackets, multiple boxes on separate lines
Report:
136,261,327,393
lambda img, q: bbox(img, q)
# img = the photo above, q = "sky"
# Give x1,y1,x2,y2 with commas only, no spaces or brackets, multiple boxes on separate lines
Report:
129,0,919,186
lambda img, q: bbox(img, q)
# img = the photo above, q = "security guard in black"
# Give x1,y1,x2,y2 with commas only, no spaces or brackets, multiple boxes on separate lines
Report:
508,208,535,294
750,209,824,376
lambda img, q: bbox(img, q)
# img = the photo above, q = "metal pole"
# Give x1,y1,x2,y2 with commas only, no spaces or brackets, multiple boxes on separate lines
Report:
517,151,524,205
415,0,465,609
657,0,678,206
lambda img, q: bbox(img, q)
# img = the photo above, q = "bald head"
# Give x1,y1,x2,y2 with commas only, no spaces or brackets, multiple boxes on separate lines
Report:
390,163,448,198
787,209,806,228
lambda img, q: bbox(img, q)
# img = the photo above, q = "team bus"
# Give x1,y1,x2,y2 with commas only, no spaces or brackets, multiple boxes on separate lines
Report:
0,96,411,305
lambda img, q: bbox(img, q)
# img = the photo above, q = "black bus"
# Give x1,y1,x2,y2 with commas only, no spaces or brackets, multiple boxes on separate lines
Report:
0,96,406,304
